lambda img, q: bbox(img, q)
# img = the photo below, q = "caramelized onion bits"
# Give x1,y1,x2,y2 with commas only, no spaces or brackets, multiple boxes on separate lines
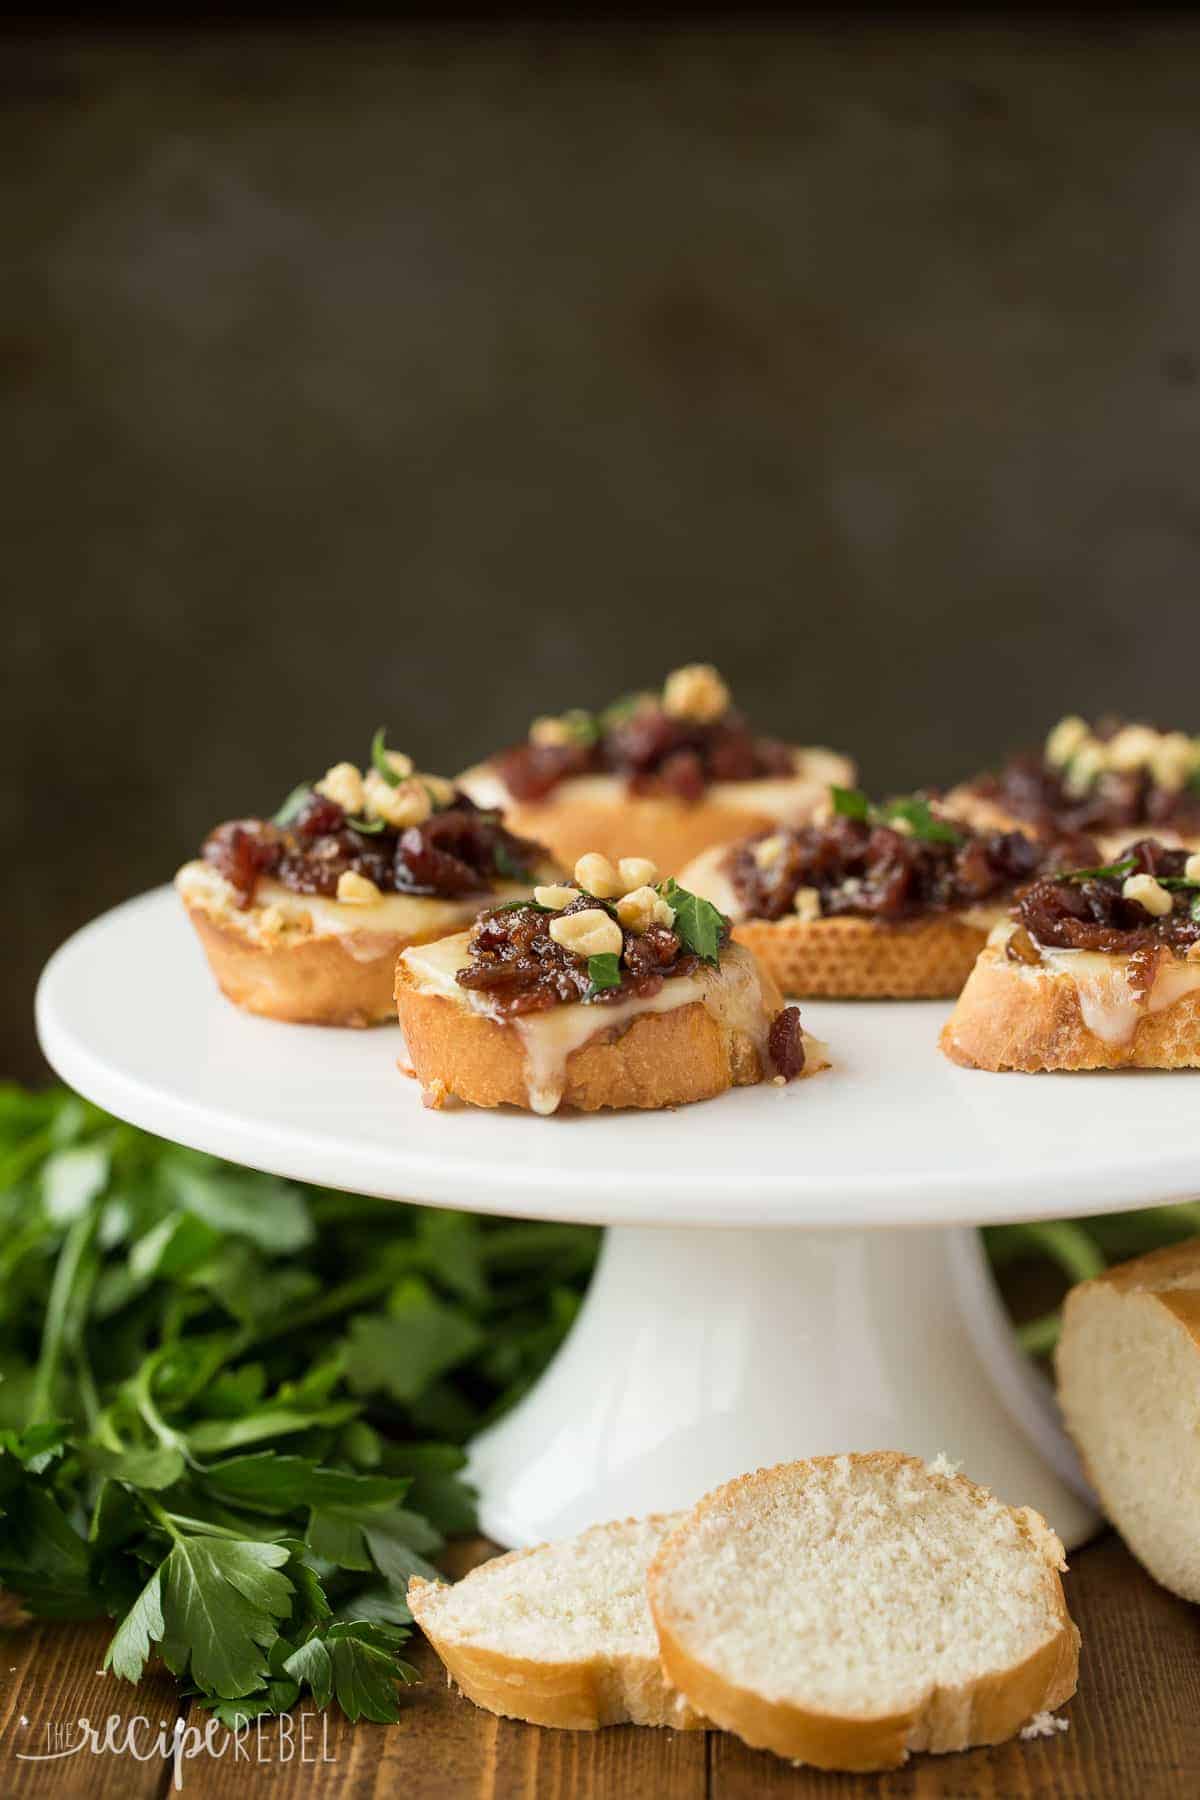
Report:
728,816,1098,926
1013,839,1200,959
201,788,545,908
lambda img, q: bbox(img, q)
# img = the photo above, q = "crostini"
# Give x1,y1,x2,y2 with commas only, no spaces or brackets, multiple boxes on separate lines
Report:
946,716,1200,855
680,788,1096,999
394,851,826,1113
457,663,853,873
941,839,1200,1070
177,732,557,1027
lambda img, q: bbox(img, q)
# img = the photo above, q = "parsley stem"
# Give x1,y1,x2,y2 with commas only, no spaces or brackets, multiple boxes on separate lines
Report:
27,1197,101,1427
141,1495,184,1541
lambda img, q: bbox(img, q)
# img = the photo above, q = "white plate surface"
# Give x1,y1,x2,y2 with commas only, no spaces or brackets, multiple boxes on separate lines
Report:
35,886,1199,1229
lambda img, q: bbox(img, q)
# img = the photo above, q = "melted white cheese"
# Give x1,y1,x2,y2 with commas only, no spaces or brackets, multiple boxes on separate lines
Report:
400,933,778,1114
176,862,532,963
989,920,1200,1045
457,749,853,822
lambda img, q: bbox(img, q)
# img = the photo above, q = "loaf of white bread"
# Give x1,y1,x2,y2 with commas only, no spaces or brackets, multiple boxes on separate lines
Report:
1057,1236,1200,1602
409,1452,1079,1771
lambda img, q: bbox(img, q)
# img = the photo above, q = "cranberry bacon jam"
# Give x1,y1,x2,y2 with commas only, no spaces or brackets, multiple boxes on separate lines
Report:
176,732,557,1027
457,664,854,875
942,841,1200,1072
947,717,1200,854
394,852,827,1114
678,789,1098,1000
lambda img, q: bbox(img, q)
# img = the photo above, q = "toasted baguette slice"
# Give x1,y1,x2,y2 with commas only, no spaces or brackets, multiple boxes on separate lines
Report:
942,785,1200,861
648,1453,1079,1772
731,915,990,999
395,932,826,1113
678,843,998,998
1057,1239,1200,1601
408,1516,704,1731
177,861,538,1028
457,752,853,877
941,931,1200,1071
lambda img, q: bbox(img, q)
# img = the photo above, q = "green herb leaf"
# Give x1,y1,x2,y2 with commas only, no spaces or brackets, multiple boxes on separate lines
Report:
882,796,962,845
272,783,313,828
659,880,726,965
346,815,387,835
328,1626,418,1723
1192,894,1200,923
204,1453,411,1513
586,952,622,995
487,897,554,915
160,1536,292,1697
370,727,403,787
1063,857,1138,883
343,1280,484,1404
830,785,871,820
284,1634,333,1709
492,842,531,883
105,1566,165,1681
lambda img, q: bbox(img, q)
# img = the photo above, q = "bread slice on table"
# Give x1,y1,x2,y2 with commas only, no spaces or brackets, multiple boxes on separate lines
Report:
1057,1238,1200,1601
407,1515,704,1730
647,1452,1079,1772
941,925,1200,1071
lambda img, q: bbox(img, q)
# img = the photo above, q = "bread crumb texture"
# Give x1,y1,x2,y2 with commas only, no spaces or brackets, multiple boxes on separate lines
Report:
653,1456,1065,1714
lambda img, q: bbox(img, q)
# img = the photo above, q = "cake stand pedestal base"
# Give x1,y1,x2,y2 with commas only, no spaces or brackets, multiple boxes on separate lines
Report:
469,1222,1098,1550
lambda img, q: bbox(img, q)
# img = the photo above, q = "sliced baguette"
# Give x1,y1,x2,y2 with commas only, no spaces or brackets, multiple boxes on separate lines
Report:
648,1453,1079,1772
395,933,825,1113
457,753,853,877
408,1516,704,1730
729,914,992,999
1057,1239,1200,1601
940,937,1200,1071
679,842,999,998
177,861,540,1028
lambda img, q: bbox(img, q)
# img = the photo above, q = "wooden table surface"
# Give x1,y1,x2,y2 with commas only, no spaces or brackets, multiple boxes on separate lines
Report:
2,1530,1197,1800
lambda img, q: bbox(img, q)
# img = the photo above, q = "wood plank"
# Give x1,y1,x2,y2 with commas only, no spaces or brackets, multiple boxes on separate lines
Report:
1,1533,1195,1796
0,1612,178,1800
173,1537,706,1800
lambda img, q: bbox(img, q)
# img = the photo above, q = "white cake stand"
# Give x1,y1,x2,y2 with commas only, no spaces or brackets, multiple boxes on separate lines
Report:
36,890,1200,1553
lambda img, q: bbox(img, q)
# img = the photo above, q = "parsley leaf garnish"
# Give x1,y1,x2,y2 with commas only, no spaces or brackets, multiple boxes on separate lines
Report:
371,726,403,787
272,783,312,829
1062,857,1138,883
347,815,387,835
831,786,961,844
586,952,623,995
492,841,531,883
659,879,726,965
830,785,872,822
881,795,962,845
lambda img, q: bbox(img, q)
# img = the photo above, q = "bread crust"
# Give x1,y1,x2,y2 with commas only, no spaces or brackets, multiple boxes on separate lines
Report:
1057,1241,1200,1600
648,1452,1079,1772
459,755,853,876
394,957,794,1112
408,1521,705,1731
940,943,1200,1071
182,901,404,1027
730,914,992,999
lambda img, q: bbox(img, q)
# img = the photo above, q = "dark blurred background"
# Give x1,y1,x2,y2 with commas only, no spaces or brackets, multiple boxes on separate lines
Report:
6,21,1200,1079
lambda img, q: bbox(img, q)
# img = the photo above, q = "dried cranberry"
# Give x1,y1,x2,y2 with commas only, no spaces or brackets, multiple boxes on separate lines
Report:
202,820,281,906
768,1007,807,1080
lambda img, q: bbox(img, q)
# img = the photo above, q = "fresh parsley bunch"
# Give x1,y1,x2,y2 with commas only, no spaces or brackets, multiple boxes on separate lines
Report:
0,1086,598,1724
